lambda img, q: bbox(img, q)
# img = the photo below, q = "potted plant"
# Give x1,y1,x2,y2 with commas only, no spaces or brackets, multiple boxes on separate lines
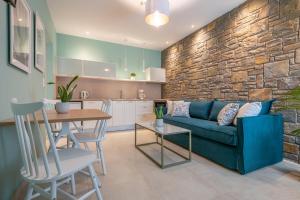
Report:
277,86,300,135
154,106,164,127
130,72,136,80
48,75,79,114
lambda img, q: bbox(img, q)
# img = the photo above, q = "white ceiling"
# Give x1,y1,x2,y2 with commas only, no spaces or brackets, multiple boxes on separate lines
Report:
47,0,246,51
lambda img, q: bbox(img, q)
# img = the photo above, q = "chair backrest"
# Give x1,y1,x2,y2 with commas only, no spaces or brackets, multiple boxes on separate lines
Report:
43,98,60,110
95,100,112,140
11,99,62,180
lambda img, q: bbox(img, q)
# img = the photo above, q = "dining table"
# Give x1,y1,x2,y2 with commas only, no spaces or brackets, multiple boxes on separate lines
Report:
0,109,112,148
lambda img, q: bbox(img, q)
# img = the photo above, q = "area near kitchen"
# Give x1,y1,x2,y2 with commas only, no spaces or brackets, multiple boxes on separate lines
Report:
54,33,165,132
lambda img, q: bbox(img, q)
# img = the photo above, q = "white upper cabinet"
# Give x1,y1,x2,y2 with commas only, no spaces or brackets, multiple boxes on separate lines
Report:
145,67,166,82
58,58,83,76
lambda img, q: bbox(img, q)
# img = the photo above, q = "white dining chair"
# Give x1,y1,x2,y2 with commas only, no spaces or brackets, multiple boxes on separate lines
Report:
43,99,62,133
11,99,103,200
75,100,112,175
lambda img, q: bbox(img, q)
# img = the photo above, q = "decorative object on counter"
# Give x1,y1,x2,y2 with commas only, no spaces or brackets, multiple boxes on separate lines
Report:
130,72,136,80
138,89,146,100
3,0,17,7
9,0,32,73
34,13,46,72
277,86,300,135
155,106,164,127
80,90,89,99
48,75,79,114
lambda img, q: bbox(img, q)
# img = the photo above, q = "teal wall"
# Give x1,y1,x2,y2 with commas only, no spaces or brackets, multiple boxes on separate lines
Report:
0,0,56,199
57,33,161,80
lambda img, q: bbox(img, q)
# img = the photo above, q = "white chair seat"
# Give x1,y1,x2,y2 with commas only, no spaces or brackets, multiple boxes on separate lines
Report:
22,149,97,183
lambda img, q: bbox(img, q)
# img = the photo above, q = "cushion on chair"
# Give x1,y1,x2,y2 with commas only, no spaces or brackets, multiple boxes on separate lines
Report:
172,102,191,117
164,115,237,146
217,103,240,126
189,100,213,120
233,102,262,125
209,101,229,121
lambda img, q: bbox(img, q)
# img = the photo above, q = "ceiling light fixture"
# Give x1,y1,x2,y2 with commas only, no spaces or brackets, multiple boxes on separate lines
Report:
191,24,195,29
104,68,109,72
18,18,23,22
145,0,170,28
85,31,90,35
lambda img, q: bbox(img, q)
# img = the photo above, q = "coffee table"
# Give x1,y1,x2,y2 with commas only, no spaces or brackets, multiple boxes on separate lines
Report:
135,122,192,169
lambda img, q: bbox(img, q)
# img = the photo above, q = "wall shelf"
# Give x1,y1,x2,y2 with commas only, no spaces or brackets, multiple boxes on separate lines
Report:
56,74,166,84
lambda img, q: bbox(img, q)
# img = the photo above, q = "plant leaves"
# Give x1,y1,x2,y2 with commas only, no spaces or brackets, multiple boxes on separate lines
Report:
66,75,79,91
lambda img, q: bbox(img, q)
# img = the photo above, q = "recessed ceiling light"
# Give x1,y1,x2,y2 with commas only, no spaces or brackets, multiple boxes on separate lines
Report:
166,41,169,44
85,31,90,35
104,68,110,72
191,24,195,28
18,18,23,22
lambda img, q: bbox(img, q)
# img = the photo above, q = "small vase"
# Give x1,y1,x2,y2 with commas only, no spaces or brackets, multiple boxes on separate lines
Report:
55,102,70,114
155,119,164,127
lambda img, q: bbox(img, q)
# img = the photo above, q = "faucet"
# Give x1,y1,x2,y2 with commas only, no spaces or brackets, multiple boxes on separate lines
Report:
120,89,124,99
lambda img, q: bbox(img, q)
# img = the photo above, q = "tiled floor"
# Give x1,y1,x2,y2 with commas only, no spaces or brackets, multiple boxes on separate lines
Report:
38,130,300,200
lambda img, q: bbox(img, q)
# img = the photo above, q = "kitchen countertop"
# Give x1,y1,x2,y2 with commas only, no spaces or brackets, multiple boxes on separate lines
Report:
68,98,166,102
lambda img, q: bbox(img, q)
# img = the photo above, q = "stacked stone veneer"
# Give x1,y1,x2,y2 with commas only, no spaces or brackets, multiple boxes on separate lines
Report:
162,0,300,163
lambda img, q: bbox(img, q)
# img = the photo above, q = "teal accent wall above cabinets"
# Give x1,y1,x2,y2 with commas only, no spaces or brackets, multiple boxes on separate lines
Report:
0,0,56,199
56,33,161,80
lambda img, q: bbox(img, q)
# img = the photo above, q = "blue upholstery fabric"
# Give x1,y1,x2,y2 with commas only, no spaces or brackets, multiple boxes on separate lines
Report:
164,115,237,146
236,114,283,174
259,99,275,115
163,112,284,174
165,134,238,170
189,101,213,120
208,101,228,121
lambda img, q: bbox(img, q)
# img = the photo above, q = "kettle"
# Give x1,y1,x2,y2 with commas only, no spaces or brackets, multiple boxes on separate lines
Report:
80,90,89,99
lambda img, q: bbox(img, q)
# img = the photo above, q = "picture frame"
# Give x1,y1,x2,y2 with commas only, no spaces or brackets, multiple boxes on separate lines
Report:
34,13,46,73
9,0,32,73
4,0,17,7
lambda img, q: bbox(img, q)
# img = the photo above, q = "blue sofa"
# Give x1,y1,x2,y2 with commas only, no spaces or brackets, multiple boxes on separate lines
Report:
163,100,284,174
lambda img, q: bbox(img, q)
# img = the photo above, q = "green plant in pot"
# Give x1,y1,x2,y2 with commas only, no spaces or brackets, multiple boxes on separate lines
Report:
48,75,79,114
277,86,300,135
155,106,164,127
130,72,136,80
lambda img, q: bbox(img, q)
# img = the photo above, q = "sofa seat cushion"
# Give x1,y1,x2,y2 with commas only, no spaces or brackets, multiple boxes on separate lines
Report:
163,115,237,146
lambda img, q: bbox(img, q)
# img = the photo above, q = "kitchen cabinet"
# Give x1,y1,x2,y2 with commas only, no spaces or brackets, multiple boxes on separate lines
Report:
135,101,154,123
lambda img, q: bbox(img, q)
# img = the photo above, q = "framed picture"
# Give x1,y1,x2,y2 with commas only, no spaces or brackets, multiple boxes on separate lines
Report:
34,13,46,72
4,0,17,7
9,0,32,73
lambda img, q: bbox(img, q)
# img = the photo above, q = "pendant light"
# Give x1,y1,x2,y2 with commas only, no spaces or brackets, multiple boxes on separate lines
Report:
145,0,170,28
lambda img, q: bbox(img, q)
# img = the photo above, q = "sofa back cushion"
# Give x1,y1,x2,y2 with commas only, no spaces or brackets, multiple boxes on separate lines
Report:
209,101,229,121
189,101,213,120
259,99,275,115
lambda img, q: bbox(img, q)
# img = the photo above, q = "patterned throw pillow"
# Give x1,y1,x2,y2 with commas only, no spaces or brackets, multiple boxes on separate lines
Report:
233,102,262,125
217,103,240,126
167,100,184,115
172,102,191,117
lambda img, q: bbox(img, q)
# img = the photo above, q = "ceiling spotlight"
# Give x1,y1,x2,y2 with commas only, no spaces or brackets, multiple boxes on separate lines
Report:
104,68,110,72
85,31,90,35
191,24,195,28
145,0,170,28
166,41,169,44
18,18,23,22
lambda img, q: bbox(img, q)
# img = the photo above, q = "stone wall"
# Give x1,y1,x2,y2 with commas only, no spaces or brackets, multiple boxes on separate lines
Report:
162,0,300,163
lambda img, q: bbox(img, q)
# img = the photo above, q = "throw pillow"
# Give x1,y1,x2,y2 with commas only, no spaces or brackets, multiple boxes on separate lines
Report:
167,100,184,115
217,103,240,126
233,102,262,125
172,102,191,117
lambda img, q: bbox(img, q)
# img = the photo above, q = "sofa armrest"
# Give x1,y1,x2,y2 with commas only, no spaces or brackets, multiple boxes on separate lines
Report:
236,114,283,174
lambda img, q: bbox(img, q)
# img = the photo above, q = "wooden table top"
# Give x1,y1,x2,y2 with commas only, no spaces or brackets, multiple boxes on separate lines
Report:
0,109,111,127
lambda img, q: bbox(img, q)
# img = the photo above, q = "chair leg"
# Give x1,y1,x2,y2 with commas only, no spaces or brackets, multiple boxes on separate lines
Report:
50,181,57,200
97,142,107,175
71,174,76,195
88,165,103,200
25,184,33,200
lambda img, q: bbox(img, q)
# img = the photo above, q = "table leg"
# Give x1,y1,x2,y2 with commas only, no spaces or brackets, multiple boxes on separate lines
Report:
161,135,164,168
189,131,192,160
55,122,80,148
135,124,137,146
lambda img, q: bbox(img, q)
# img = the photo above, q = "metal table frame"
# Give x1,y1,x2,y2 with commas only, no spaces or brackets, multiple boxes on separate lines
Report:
135,123,192,169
